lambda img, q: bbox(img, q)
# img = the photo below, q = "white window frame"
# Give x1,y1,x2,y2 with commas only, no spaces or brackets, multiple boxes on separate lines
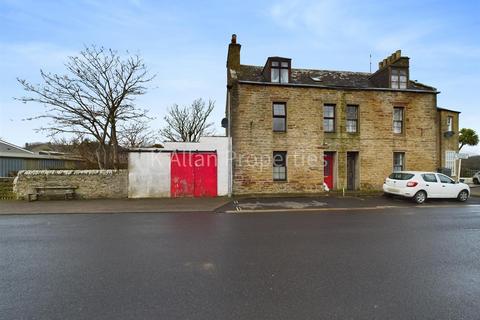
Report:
393,152,405,172
445,150,456,176
393,107,404,134
272,102,286,132
391,69,407,89
324,104,336,133
273,151,287,181
447,116,453,132
346,105,358,133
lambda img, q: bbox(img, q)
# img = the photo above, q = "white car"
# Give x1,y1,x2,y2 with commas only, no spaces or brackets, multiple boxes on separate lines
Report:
473,171,480,185
383,171,470,204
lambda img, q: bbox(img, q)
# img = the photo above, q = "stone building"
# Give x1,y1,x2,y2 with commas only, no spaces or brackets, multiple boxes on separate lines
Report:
225,35,460,195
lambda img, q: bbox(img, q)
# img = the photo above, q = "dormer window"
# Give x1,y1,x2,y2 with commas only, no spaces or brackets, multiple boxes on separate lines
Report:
271,61,289,83
391,68,407,89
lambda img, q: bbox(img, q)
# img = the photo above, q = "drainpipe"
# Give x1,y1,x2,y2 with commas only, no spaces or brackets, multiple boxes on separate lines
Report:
227,88,233,197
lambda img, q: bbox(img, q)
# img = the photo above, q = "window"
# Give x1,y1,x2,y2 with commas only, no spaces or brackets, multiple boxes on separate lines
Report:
273,151,287,181
393,152,405,172
389,172,414,180
447,116,453,132
445,150,456,176
324,104,335,132
271,61,289,84
346,105,358,133
272,102,286,132
438,174,454,184
393,107,404,134
421,174,438,183
391,69,407,89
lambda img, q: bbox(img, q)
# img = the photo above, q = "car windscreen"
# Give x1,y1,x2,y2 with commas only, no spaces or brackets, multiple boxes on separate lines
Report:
388,173,414,180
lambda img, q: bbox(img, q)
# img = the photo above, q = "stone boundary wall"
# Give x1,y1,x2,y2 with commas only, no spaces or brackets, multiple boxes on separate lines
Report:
13,170,128,200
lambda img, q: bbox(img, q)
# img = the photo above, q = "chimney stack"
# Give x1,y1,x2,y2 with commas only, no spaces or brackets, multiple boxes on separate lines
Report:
371,49,410,88
227,34,241,71
378,50,404,70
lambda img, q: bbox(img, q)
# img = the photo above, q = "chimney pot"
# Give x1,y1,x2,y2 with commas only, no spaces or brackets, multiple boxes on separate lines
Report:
227,34,241,70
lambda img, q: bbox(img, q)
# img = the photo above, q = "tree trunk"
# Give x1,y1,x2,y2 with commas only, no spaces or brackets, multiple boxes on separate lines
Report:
101,143,109,169
95,146,103,169
110,118,119,170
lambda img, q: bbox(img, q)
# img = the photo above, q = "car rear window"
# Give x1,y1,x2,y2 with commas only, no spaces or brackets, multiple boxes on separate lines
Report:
388,173,414,180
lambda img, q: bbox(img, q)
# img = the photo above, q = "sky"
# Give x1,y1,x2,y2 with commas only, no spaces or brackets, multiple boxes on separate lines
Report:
0,0,479,154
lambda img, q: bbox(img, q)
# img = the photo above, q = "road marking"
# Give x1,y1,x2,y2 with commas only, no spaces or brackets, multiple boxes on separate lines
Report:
224,204,480,214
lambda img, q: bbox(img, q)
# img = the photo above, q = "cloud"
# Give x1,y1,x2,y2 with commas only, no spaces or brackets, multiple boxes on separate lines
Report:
0,42,76,71
268,0,441,51
269,0,368,39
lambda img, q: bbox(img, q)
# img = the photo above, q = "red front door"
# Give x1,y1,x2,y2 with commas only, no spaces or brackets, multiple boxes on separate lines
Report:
324,152,334,190
170,152,217,198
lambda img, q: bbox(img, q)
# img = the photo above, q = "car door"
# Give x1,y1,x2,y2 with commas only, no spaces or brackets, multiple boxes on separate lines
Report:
421,173,442,198
436,174,458,198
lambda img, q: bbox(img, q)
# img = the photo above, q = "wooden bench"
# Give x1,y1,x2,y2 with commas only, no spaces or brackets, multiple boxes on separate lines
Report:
28,186,78,201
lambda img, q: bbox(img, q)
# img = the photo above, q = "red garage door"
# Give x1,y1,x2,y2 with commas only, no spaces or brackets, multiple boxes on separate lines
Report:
170,152,217,198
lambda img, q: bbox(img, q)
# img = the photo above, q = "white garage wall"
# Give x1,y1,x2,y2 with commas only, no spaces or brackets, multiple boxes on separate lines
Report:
128,152,171,198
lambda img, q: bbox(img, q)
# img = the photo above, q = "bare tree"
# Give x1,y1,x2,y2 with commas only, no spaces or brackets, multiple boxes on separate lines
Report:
119,120,157,148
160,98,215,142
17,45,154,169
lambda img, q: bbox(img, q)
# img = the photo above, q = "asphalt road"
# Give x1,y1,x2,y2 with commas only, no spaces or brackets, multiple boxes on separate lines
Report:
1,205,480,319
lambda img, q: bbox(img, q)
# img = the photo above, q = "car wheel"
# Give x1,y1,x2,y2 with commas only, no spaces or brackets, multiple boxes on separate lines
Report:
457,190,469,202
383,192,392,198
413,191,427,204
474,178,479,185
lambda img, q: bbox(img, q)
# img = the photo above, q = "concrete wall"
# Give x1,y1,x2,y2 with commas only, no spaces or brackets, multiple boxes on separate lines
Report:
128,152,171,198
13,170,128,200
128,137,231,197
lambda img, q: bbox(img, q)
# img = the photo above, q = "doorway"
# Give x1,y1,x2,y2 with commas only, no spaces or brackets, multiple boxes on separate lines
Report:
324,152,335,190
347,152,359,191
170,152,218,197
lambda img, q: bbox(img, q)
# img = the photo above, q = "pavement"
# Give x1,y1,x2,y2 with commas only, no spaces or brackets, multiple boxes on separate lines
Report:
0,197,231,215
1,205,480,319
219,193,480,213
470,184,480,196
1,192,479,215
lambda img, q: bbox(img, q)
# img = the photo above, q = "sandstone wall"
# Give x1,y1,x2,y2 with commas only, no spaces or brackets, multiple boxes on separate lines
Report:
230,83,439,194
437,110,460,169
13,170,128,200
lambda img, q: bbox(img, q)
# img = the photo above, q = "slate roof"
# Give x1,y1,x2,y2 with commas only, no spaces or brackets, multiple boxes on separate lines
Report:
237,65,437,92
436,107,461,113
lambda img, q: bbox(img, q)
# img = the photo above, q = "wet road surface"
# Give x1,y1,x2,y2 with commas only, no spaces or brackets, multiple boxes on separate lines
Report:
1,205,480,319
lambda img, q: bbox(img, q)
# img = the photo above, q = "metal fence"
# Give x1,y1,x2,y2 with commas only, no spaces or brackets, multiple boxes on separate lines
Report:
0,157,79,177
461,167,479,178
